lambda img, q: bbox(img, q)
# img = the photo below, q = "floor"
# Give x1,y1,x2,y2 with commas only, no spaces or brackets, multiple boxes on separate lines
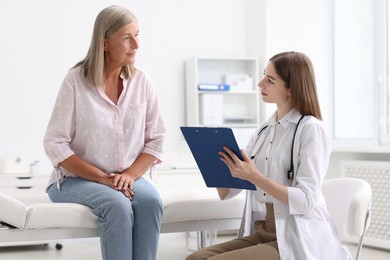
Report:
0,232,389,260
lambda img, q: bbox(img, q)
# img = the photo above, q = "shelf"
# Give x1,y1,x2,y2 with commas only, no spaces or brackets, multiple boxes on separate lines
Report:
185,56,261,132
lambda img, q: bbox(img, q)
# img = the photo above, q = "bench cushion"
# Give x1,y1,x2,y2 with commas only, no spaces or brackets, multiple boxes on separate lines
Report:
0,188,244,231
0,192,26,228
161,188,244,223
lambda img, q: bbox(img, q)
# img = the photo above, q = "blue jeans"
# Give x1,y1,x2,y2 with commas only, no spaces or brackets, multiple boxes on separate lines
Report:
48,176,163,260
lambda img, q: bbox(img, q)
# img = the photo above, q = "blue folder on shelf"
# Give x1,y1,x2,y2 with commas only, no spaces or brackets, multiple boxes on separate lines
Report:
180,126,256,190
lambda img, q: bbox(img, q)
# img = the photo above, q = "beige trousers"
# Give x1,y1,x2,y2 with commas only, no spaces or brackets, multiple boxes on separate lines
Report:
186,204,279,260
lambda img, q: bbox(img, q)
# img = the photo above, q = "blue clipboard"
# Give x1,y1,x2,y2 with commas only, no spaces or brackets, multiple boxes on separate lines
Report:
180,126,256,190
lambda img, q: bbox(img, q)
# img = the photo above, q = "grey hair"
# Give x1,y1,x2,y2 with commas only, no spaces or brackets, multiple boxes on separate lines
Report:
73,5,137,88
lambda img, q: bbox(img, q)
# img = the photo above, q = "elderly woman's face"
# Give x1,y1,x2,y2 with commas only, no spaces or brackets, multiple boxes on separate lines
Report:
104,21,139,67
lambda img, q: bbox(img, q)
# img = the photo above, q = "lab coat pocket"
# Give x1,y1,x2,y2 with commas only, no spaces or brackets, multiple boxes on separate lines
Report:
287,217,341,260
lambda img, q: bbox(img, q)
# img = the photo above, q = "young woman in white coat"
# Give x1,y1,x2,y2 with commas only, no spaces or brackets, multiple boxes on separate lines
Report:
186,51,352,260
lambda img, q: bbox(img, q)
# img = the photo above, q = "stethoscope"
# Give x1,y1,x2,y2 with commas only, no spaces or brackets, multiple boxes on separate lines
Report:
249,115,305,180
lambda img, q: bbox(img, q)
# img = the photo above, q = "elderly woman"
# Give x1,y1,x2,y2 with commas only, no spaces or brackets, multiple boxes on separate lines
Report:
43,5,165,260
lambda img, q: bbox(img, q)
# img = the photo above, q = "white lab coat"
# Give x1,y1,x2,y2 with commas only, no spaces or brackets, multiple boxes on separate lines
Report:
224,110,352,260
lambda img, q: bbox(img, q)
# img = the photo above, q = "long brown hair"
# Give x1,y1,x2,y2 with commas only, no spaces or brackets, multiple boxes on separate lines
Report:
270,51,322,120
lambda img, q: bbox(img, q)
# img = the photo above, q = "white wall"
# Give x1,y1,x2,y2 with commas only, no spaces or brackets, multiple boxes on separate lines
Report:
262,0,332,128
0,0,332,173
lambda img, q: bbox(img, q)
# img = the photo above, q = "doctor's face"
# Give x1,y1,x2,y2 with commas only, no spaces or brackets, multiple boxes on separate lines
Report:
258,62,291,106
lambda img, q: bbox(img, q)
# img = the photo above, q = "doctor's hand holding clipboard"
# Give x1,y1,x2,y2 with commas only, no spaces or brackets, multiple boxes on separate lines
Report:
180,126,256,191
217,146,260,198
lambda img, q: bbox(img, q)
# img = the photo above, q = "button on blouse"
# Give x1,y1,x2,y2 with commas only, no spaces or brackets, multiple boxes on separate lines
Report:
253,118,286,203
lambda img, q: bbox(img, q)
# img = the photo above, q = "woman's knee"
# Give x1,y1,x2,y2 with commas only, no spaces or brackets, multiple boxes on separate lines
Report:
133,179,163,209
146,191,163,208
96,193,133,220
133,191,163,216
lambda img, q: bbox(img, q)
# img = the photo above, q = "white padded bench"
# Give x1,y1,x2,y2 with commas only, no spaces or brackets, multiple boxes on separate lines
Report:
0,186,245,249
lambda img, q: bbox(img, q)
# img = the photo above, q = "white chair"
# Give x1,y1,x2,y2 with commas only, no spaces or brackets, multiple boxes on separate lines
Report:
322,177,372,260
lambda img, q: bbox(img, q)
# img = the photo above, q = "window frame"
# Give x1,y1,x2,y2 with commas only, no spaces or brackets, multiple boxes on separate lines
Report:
379,0,390,144
331,0,390,152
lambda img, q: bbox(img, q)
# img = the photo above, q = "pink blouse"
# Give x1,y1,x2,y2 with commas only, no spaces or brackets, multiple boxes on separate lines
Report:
43,67,166,189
